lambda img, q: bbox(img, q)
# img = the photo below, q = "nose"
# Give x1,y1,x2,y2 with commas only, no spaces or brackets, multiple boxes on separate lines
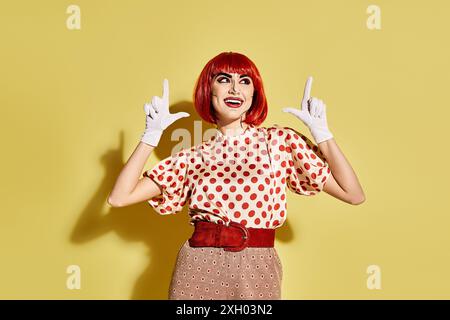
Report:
229,80,240,94
229,88,239,94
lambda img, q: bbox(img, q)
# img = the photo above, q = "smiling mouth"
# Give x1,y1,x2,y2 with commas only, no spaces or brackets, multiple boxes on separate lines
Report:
224,98,243,108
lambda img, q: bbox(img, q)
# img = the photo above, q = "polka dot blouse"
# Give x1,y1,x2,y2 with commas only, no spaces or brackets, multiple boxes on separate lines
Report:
142,124,332,229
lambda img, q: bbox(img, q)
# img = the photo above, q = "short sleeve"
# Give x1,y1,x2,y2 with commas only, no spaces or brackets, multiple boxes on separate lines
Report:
282,127,332,196
142,150,190,215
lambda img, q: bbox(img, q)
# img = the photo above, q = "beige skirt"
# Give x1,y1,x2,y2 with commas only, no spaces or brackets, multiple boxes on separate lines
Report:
168,239,283,300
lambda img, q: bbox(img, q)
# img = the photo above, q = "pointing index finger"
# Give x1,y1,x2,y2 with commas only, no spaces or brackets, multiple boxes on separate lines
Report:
302,76,313,104
162,78,169,101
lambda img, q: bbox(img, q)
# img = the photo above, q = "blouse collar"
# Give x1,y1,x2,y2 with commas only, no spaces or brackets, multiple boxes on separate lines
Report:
213,123,256,141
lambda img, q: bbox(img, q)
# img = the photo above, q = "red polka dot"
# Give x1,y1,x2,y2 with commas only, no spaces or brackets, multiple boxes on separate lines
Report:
158,127,310,228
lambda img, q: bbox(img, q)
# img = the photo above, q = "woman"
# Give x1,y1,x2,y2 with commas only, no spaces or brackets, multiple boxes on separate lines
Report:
108,52,365,300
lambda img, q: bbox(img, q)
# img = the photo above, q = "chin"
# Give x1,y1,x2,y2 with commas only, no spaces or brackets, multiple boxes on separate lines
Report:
214,103,250,121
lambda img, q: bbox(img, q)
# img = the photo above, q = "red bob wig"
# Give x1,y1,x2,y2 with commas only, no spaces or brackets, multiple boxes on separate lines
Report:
192,52,268,126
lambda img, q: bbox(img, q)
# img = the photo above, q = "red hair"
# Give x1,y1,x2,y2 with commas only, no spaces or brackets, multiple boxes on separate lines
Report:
192,52,268,126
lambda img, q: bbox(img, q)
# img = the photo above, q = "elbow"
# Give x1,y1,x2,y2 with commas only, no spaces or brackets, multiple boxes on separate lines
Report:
350,194,366,206
107,196,123,208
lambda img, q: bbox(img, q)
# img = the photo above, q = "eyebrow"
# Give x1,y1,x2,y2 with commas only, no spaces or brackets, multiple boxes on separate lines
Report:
215,72,250,79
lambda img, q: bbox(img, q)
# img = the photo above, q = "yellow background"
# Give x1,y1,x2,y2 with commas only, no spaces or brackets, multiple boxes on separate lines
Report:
1,0,449,299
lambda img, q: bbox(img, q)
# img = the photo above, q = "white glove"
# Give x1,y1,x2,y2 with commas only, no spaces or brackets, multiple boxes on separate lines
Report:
282,76,333,144
140,79,190,147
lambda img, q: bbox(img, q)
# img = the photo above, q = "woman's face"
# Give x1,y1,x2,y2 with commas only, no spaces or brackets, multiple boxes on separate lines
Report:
210,72,255,124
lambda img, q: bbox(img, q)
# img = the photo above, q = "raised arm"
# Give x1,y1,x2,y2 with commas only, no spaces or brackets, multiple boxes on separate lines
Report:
283,76,365,205
107,142,162,207
107,78,190,207
319,139,365,205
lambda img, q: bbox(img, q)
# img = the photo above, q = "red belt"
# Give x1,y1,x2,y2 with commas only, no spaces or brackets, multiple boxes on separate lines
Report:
188,221,275,252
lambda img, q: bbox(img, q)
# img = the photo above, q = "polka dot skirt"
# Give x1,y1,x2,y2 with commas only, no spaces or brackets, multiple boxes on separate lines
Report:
143,124,331,229
168,240,283,300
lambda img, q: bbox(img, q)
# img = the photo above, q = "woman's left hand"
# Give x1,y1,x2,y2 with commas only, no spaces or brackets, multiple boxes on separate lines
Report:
282,76,334,144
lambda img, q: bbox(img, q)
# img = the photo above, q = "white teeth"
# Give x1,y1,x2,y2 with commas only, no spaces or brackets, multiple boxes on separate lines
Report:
224,99,242,104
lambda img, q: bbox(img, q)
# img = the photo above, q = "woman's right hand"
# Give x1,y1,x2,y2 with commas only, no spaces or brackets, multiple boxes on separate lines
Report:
140,79,190,147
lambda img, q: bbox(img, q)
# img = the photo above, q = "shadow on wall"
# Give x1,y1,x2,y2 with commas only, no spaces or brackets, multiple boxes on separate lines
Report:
69,101,294,299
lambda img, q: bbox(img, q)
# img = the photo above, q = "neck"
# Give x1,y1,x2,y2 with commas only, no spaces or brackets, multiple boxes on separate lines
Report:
216,118,249,137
